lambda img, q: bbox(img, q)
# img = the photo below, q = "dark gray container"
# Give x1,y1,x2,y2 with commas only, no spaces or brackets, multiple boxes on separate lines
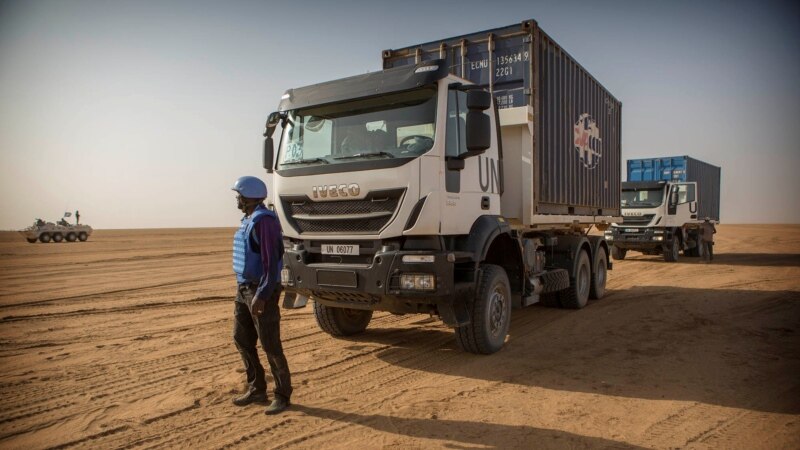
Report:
627,156,721,221
383,19,622,218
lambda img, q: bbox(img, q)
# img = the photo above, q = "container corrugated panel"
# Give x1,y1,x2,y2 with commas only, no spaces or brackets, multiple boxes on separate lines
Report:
382,20,622,218
627,156,721,221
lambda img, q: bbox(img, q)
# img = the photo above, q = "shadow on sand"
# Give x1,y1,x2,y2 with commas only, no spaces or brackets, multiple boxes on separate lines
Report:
293,404,646,449
622,252,800,267
348,286,800,415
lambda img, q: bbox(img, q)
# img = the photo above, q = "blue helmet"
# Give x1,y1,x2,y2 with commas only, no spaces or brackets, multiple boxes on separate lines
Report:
231,176,267,199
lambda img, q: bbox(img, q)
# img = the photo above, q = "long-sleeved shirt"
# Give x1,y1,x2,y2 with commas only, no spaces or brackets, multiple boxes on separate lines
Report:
250,210,284,302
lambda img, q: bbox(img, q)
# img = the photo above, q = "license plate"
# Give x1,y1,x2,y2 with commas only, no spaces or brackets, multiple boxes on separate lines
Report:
321,244,359,256
624,228,640,233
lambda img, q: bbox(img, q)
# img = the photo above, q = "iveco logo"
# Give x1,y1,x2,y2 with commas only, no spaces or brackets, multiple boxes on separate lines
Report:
312,183,360,199
623,211,643,216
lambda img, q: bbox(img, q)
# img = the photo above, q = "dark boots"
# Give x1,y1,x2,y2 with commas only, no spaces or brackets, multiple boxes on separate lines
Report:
232,389,268,406
264,396,290,415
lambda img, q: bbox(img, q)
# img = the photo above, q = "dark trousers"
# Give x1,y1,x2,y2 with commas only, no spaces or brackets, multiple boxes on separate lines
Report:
703,241,714,261
233,284,292,401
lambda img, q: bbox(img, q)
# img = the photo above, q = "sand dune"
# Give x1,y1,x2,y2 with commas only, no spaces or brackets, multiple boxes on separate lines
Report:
0,225,798,449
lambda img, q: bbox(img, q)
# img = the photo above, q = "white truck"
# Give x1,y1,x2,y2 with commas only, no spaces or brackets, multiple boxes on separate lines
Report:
263,20,622,354
606,156,721,262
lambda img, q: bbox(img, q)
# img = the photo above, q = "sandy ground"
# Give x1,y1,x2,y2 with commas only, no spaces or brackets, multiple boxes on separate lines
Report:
0,224,798,449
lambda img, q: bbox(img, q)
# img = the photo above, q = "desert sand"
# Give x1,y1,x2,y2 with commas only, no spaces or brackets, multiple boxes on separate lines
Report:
0,224,798,449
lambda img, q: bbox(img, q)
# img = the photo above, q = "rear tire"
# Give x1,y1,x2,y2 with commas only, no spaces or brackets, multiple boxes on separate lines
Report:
558,250,591,309
52,233,63,243
78,232,88,242
590,247,608,300
664,237,680,262
26,238,37,244
39,233,51,243
66,233,77,242
313,302,372,336
611,246,626,261
455,264,511,354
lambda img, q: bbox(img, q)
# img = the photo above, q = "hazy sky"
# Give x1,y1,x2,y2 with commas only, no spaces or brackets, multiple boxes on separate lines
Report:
1,0,798,229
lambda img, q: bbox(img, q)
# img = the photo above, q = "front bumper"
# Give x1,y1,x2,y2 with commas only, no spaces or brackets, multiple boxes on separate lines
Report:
280,240,471,324
606,227,667,250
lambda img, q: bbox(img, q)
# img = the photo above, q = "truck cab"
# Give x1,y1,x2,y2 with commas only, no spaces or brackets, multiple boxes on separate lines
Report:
607,180,703,261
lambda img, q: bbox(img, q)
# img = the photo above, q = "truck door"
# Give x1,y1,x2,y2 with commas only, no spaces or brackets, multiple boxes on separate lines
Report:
666,182,697,225
440,87,500,235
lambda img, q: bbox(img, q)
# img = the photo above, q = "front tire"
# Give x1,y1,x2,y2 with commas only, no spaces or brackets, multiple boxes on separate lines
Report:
455,264,511,355
590,247,608,300
611,246,626,261
558,250,591,309
78,232,88,242
313,302,372,336
664,237,680,262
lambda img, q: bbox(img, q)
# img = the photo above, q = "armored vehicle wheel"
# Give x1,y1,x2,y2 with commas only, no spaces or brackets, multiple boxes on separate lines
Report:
26,238,37,244
52,233,64,243
590,247,608,300
78,232,88,242
313,302,372,336
39,233,51,243
455,264,511,354
558,250,591,309
664,237,680,262
66,233,77,242
611,246,626,260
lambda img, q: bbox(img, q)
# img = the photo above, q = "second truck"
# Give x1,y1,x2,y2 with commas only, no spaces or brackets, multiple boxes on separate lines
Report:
262,20,622,354
606,156,721,262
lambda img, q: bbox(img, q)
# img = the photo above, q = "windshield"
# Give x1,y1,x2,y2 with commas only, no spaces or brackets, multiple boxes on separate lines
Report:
621,187,664,208
277,88,436,167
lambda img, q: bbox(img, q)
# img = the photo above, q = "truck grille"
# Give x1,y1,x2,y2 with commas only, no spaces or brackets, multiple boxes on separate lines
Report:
281,188,405,234
621,214,654,226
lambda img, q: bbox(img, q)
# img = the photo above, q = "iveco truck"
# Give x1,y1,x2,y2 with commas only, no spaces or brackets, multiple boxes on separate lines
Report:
606,156,721,262
262,20,622,354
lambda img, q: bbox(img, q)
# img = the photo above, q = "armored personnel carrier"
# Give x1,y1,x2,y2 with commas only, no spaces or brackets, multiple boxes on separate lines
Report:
20,218,93,243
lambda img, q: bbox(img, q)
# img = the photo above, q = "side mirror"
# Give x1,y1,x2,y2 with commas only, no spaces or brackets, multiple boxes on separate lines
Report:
263,136,274,173
466,89,492,111
464,111,491,154
265,111,281,138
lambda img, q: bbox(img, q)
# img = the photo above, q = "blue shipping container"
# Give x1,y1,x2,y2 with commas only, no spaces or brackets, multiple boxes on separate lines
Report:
627,156,721,221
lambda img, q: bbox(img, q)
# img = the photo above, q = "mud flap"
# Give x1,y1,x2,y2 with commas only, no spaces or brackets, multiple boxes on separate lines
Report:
438,300,470,327
282,291,309,309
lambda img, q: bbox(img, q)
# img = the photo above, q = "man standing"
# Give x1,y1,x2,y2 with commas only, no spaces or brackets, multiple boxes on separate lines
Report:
230,176,292,415
75,210,80,225
700,218,716,262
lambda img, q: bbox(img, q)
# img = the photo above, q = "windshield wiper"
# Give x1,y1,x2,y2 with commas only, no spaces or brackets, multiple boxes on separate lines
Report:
333,151,394,160
281,157,330,165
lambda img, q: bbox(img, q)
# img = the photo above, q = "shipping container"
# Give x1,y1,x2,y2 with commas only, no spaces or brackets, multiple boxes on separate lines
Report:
627,156,721,221
382,19,622,220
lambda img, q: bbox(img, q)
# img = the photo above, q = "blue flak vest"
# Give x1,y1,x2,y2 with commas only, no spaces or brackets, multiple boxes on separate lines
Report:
232,206,274,284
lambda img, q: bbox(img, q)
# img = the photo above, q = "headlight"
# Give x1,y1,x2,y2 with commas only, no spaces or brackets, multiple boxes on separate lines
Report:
402,254,435,263
400,274,436,291
653,236,663,241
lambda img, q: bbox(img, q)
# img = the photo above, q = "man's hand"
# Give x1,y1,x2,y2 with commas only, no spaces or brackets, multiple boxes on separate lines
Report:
250,296,267,317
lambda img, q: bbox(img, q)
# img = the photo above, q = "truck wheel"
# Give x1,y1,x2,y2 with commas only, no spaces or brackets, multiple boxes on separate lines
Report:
589,247,607,300
664,237,680,262
78,232,88,242
313,302,372,336
558,250,591,309
66,233,77,242
26,238,37,244
611,246,626,261
39,233,51,243
455,264,511,354
52,233,64,243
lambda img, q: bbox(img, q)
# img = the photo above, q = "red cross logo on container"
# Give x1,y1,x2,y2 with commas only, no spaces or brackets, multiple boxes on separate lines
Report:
573,113,602,169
